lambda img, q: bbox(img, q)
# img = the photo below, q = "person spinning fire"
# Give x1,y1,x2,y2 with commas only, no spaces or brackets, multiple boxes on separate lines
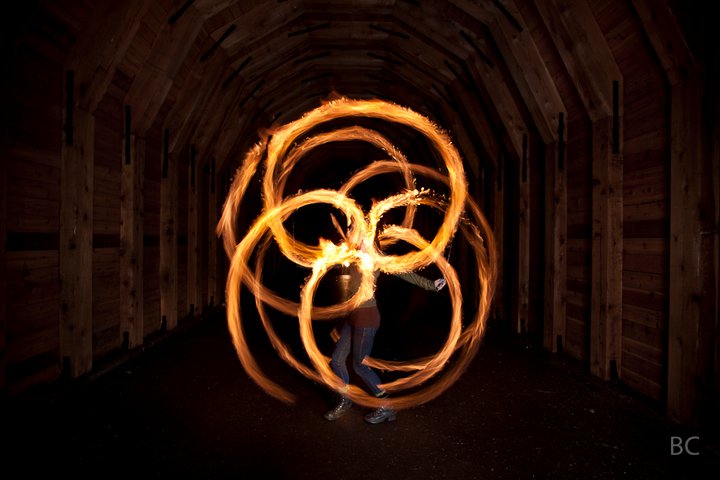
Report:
324,224,446,424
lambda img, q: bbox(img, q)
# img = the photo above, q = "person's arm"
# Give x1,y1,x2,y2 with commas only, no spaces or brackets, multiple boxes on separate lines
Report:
395,271,446,291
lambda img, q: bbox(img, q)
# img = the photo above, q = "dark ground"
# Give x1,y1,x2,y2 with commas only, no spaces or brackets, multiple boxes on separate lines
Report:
2,310,719,480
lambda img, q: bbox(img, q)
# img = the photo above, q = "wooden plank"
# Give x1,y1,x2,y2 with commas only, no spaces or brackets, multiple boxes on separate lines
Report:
7,275,60,309
59,105,94,378
143,245,161,336
5,197,59,232
565,302,587,325
667,76,715,426
392,1,512,161
93,325,121,357
464,56,526,160
438,96,484,179
7,302,59,342
534,0,622,121
544,141,567,351
0,148,6,389
6,157,60,182
623,270,665,293
714,83,720,427
66,0,152,113
630,0,697,86
565,317,588,357
623,252,665,275
451,0,565,143
207,159,218,308
623,201,667,222
623,325,663,366
623,350,663,385
120,133,145,348
8,181,61,202
623,219,665,238
622,336,664,367
191,77,246,161
126,6,204,133
6,330,59,365
566,277,590,296
621,367,662,400
590,114,623,381
198,171,209,307
160,137,179,330
516,138,530,334
623,287,665,311
5,363,61,395
623,304,664,331
178,245,188,317
165,49,226,154
492,152,504,325
187,147,200,317
565,289,589,307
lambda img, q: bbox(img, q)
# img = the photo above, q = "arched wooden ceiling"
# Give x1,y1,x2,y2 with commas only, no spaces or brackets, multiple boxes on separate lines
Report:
57,0,701,181
190,0,566,174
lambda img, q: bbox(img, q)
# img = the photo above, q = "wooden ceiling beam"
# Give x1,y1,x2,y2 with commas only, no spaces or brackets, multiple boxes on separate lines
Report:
396,2,522,161
125,4,205,133
630,0,698,85
65,0,152,113
190,75,248,161
533,0,622,122
164,50,228,154
450,0,565,143
211,3,304,56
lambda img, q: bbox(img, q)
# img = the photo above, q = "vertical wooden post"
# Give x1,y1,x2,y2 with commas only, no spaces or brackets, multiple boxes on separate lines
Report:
713,82,720,426
198,164,208,308
60,71,94,377
0,139,6,388
207,157,218,308
544,140,567,352
187,145,200,317
216,169,228,304
493,150,504,324
668,76,715,425
517,135,530,334
120,106,144,348
160,129,178,330
590,100,623,380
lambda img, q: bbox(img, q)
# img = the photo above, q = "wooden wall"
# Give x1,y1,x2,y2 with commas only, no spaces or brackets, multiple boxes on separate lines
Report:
92,80,123,359
1,0,217,393
0,0,716,427
591,0,671,401
512,0,717,423
524,0,672,400
3,2,70,389
520,0,594,361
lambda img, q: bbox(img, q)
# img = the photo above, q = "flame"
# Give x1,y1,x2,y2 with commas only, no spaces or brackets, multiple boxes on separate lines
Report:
218,97,497,409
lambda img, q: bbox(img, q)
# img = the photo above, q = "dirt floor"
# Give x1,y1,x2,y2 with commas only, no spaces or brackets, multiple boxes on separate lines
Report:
2,310,718,479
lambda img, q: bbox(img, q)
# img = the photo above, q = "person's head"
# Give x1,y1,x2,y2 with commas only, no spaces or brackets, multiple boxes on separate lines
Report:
349,221,377,254
347,221,361,248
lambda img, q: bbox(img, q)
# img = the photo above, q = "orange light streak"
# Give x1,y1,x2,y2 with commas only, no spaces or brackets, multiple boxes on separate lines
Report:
218,97,496,409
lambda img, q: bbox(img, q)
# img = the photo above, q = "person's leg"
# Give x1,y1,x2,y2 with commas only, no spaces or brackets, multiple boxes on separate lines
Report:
330,323,351,385
351,326,384,396
352,326,397,424
324,323,353,421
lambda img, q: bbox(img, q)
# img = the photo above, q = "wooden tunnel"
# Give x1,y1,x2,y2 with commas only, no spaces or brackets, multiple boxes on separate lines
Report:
1,0,718,428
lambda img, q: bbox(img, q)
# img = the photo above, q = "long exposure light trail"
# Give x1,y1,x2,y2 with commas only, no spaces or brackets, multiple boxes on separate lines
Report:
218,97,496,409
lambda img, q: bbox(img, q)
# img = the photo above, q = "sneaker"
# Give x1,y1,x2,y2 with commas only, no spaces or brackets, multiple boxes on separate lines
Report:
323,396,352,421
364,406,397,424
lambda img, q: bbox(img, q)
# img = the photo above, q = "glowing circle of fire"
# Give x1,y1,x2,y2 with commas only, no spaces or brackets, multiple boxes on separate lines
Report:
218,97,497,410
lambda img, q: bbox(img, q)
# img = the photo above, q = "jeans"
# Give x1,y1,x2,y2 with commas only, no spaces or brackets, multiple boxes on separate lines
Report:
330,322,384,396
